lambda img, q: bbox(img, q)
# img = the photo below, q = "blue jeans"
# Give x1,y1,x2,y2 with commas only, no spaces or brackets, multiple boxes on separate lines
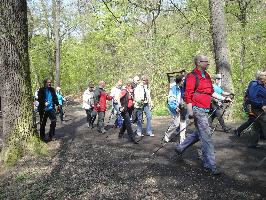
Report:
177,109,216,170
136,104,152,135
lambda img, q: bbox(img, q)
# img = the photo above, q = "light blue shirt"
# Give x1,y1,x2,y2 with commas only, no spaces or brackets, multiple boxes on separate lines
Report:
45,88,53,111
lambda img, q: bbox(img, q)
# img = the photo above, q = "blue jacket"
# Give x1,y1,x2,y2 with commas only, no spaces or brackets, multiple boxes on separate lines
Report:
56,92,64,106
247,80,266,108
168,85,182,116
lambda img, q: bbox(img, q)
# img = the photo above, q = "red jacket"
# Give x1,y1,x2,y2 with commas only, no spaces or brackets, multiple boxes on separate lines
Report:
120,87,134,109
94,87,112,112
185,68,214,109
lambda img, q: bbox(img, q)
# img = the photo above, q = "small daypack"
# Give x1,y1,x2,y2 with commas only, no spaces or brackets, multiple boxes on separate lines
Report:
115,114,123,128
184,71,200,93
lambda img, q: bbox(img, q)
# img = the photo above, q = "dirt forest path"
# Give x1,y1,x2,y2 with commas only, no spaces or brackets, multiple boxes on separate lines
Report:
0,105,266,200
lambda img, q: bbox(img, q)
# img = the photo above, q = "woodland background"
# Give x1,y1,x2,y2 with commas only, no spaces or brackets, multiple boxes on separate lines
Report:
27,0,266,118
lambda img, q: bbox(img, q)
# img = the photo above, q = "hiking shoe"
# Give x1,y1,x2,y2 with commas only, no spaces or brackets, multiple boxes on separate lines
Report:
147,133,154,137
136,132,144,137
211,168,222,175
247,145,264,149
233,129,241,137
164,135,170,143
118,133,123,139
223,126,231,133
129,137,138,144
204,167,222,176
175,146,183,156
98,129,106,134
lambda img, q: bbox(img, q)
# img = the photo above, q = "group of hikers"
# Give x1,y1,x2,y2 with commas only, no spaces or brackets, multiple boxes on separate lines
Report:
35,54,266,176
82,75,153,144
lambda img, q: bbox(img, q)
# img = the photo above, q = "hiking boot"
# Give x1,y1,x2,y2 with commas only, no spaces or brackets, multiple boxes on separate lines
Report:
118,133,123,139
147,133,154,137
233,129,241,137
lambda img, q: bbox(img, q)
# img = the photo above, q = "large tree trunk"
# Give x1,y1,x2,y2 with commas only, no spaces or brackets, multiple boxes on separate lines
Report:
0,0,35,161
209,0,234,93
53,0,61,88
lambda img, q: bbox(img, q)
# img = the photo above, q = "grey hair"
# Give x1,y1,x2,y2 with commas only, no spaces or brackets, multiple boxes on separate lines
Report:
194,55,206,65
256,70,266,80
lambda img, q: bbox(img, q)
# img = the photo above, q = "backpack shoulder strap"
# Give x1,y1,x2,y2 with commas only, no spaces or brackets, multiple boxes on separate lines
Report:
189,71,200,92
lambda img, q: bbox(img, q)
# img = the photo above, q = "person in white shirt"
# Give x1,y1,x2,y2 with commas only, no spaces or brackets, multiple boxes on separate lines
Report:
110,80,123,127
82,83,95,128
134,75,153,137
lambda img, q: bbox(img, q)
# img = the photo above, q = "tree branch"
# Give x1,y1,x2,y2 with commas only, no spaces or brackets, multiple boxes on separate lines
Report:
101,0,122,24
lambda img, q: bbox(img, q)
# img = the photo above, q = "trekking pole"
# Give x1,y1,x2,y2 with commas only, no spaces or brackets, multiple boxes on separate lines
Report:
210,103,228,135
256,156,266,169
151,107,218,156
239,112,264,136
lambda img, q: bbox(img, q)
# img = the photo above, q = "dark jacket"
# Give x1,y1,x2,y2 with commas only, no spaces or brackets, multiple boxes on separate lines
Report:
247,80,266,109
93,87,112,112
38,87,59,112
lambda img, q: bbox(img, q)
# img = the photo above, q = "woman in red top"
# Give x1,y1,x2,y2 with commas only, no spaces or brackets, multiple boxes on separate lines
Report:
118,78,138,144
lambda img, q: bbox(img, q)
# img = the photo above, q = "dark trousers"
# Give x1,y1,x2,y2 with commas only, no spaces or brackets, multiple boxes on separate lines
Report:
210,105,227,129
39,109,57,140
58,105,64,121
91,111,105,131
85,108,93,124
236,115,256,134
131,106,137,123
119,108,134,138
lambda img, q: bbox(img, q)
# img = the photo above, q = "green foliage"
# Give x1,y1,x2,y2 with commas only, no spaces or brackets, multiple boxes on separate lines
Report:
1,135,48,167
153,106,169,117
28,0,266,119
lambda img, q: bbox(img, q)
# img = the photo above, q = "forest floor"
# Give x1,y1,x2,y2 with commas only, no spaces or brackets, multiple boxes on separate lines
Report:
0,104,266,200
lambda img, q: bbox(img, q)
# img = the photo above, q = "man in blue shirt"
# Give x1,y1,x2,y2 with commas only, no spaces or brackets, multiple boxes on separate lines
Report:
38,78,59,142
246,70,266,148
209,74,232,132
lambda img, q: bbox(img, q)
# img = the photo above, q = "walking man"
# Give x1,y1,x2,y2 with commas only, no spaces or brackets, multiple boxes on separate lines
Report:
92,81,112,133
175,55,231,175
38,78,59,142
245,70,266,148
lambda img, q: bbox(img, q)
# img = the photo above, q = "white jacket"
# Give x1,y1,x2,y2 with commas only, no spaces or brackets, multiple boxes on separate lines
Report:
134,84,152,108
82,89,94,109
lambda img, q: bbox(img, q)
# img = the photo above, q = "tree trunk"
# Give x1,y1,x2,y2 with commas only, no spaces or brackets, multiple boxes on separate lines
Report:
0,0,35,161
54,0,61,88
209,0,233,93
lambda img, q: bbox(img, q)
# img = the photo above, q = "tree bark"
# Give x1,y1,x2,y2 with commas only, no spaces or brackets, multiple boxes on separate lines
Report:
53,0,61,88
0,0,35,159
209,0,233,93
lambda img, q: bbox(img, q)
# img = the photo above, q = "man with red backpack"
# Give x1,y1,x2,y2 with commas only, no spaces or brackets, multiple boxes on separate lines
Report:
91,81,112,133
118,78,138,144
175,55,231,175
